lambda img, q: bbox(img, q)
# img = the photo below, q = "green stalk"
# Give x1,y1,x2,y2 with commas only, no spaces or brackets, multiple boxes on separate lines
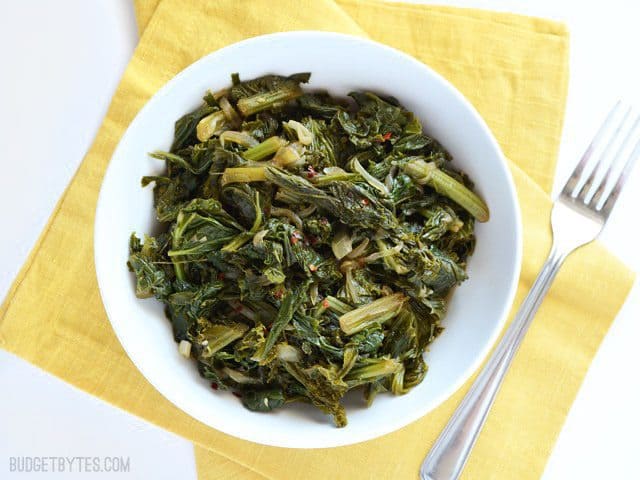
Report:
339,293,407,335
170,211,195,281
237,84,303,116
337,346,358,379
219,130,259,148
391,364,408,395
324,295,353,316
198,323,249,359
219,233,252,253
243,136,287,161
403,159,490,222
274,189,304,204
220,166,267,186
345,357,402,383
375,239,408,274
311,172,361,186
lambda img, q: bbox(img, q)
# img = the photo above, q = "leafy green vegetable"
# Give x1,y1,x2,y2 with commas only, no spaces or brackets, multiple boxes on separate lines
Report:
403,158,489,222
128,72,488,427
241,388,285,412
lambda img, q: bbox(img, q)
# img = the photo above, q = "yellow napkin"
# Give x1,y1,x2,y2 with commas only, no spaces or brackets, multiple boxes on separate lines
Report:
0,1,633,479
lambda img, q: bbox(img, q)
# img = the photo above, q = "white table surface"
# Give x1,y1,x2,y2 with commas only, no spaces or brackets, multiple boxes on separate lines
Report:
1,1,639,478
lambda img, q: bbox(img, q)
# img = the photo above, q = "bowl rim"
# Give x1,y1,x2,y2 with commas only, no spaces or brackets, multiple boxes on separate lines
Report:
94,30,522,448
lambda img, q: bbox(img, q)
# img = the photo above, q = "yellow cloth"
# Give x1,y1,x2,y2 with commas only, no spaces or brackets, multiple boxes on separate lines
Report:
0,1,633,479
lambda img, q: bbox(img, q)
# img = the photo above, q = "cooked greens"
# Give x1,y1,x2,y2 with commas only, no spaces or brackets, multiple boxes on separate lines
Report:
128,72,488,427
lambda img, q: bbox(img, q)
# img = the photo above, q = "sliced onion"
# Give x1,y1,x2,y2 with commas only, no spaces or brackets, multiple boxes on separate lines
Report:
273,142,306,169
277,343,301,362
178,340,192,358
218,96,241,128
323,166,347,175
220,130,259,148
364,242,404,263
211,88,229,100
283,120,313,145
252,229,269,247
196,111,227,142
350,158,389,196
223,367,261,384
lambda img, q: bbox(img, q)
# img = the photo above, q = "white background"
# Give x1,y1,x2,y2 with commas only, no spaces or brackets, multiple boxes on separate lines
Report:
1,0,639,478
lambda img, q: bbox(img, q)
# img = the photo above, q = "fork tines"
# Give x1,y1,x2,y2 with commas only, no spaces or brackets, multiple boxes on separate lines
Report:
561,101,640,214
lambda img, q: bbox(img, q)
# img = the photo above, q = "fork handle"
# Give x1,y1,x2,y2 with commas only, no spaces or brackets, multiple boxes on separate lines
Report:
420,245,567,480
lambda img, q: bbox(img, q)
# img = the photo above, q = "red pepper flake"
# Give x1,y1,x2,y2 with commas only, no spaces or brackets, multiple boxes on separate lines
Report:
273,287,285,300
307,235,318,245
309,264,318,272
361,198,370,206
322,299,330,309
306,165,318,178
374,132,393,143
217,273,225,281
211,382,219,390
232,391,242,398
291,230,303,245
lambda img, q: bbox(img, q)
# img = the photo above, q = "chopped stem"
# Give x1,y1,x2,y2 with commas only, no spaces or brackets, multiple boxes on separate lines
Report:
311,172,361,186
375,239,408,274
243,136,287,161
170,211,195,281
339,293,407,335
220,130,259,148
403,159,489,222
220,167,267,186
198,323,249,358
324,295,353,316
345,357,402,383
237,84,303,116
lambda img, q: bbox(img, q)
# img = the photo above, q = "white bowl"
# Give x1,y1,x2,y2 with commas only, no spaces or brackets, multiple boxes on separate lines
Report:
95,31,521,448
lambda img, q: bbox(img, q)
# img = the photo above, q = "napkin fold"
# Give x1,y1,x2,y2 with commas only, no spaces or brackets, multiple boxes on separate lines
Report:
0,1,633,479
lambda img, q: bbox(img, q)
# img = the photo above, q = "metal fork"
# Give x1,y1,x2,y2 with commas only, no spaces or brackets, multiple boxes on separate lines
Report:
420,102,640,480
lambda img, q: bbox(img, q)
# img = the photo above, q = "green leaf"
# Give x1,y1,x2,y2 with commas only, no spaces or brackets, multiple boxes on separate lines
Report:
171,103,217,152
255,286,302,363
241,389,286,412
